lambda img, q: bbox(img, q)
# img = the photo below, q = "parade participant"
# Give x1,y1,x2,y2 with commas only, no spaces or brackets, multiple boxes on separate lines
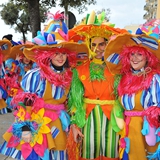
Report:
8,44,36,77
0,39,12,114
2,34,21,46
105,33,160,160
67,11,128,160
0,11,89,160
3,44,34,112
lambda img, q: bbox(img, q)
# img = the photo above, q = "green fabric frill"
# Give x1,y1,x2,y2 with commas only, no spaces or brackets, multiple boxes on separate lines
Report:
68,69,86,128
90,62,105,81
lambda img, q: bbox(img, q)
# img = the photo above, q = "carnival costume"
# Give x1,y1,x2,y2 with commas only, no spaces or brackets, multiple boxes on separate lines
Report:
105,33,160,160
0,11,88,160
0,40,12,114
3,44,34,110
67,11,128,160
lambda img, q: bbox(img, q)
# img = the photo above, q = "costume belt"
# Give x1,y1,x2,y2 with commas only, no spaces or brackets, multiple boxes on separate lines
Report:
84,98,115,105
44,103,65,114
124,110,144,117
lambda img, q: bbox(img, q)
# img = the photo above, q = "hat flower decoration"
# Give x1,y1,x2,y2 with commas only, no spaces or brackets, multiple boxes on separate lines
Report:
32,11,68,45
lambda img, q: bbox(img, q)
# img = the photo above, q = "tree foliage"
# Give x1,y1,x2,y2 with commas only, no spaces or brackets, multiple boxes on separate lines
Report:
0,0,49,40
59,0,97,13
0,0,98,40
0,1,30,42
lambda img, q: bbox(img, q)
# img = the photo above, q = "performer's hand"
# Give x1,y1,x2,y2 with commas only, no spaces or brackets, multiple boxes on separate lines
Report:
16,54,22,61
71,124,84,143
21,131,32,143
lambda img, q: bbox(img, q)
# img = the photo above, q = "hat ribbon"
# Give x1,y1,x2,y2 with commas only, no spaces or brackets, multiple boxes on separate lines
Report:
131,36,158,50
0,43,9,51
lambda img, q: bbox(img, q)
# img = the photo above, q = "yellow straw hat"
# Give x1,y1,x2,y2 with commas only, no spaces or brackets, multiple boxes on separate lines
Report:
104,33,160,74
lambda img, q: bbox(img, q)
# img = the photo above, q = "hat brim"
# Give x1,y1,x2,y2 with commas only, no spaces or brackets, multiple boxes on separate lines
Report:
6,44,34,60
104,33,160,74
23,42,89,62
0,40,12,60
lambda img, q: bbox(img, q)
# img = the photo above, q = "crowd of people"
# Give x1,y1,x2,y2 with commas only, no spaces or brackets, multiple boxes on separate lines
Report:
0,10,159,160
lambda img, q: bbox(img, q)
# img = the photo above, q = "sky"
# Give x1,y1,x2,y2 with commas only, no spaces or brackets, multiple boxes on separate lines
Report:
0,0,146,42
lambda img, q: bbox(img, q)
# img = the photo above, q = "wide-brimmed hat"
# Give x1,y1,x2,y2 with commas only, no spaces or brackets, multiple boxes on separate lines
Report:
104,33,160,74
0,39,12,60
24,11,89,63
23,42,89,62
68,11,128,58
6,44,34,60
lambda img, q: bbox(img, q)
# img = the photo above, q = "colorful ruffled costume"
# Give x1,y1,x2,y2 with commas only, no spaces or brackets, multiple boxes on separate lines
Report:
105,33,160,160
0,11,89,160
67,11,128,160
3,44,35,110
0,40,12,114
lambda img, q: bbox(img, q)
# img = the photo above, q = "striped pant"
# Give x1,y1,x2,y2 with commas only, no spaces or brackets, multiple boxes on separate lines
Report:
0,141,68,160
80,105,119,160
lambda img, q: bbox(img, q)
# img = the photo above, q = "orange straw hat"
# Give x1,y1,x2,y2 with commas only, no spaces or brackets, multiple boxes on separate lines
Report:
68,10,128,58
6,44,34,60
23,42,89,63
0,39,12,60
104,33,160,74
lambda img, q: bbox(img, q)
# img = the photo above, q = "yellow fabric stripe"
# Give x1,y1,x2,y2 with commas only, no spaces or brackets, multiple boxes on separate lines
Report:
84,98,115,105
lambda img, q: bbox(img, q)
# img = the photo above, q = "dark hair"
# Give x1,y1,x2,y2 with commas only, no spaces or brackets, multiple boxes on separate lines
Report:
2,34,13,41
63,58,69,68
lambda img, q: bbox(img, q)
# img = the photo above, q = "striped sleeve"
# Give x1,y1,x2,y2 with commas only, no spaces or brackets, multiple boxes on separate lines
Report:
142,74,160,108
20,68,46,97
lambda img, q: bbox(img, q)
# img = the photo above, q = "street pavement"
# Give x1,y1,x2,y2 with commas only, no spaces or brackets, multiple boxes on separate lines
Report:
0,112,15,160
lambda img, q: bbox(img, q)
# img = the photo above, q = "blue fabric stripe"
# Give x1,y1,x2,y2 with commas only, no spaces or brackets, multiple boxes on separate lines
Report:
0,85,7,99
106,53,120,64
0,141,68,160
21,68,44,95
122,94,135,110
21,68,66,100
1,43,9,50
53,86,64,99
121,74,160,110
60,151,64,160
131,36,158,50
0,108,7,114
0,63,5,78
51,126,60,138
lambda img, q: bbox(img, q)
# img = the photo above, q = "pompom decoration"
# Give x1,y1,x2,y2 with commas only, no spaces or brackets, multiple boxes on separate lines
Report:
144,106,160,128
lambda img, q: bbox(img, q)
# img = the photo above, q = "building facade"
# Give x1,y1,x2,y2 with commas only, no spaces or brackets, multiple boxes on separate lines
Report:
144,0,160,22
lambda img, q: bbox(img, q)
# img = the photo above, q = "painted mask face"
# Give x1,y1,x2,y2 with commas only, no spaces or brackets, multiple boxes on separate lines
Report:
130,52,147,70
91,37,107,59
51,52,67,67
